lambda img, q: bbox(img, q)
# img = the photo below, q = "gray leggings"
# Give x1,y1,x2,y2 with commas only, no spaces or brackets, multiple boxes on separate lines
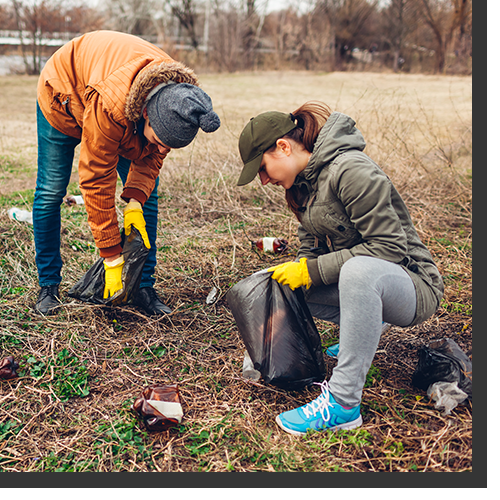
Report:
304,256,416,407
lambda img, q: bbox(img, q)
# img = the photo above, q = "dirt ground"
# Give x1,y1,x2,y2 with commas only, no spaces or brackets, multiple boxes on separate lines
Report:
0,71,474,478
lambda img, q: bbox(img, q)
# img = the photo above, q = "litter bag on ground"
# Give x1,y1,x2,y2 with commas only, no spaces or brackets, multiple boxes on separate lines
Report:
412,338,472,399
226,270,326,391
68,226,149,306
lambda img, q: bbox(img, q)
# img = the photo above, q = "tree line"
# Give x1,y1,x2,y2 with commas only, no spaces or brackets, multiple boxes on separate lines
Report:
0,0,472,75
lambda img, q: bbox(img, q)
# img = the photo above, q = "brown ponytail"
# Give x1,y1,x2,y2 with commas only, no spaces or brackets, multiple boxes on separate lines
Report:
281,101,331,219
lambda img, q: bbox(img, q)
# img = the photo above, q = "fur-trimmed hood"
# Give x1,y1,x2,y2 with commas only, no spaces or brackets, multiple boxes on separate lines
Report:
125,61,200,122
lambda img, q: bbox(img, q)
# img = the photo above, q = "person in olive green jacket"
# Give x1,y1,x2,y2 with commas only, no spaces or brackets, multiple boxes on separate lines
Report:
237,101,444,436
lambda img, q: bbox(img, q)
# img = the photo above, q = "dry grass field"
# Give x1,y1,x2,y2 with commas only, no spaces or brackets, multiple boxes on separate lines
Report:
0,71,473,480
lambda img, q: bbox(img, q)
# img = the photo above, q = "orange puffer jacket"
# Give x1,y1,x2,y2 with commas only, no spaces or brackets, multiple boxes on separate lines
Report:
37,30,200,257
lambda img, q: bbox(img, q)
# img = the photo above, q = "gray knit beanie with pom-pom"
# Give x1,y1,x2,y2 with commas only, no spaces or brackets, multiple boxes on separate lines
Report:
146,82,220,149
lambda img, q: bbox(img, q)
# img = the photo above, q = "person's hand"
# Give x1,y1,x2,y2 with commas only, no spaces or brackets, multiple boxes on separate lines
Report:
267,257,311,290
103,255,124,298
123,201,151,249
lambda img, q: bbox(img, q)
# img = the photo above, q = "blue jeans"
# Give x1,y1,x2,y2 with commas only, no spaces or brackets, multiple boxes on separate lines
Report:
34,102,159,288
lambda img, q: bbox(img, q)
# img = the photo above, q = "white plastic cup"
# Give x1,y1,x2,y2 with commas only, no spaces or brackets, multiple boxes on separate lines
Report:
242,350,261,381
8,207,33,224
64,195,84,206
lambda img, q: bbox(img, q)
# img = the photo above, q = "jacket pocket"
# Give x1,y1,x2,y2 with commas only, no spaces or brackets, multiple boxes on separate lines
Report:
323,212,362,249
47,83,83,125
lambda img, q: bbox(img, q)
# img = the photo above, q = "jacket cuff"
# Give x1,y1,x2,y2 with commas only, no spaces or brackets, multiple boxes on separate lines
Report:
121,188,147,205
99,244,123,258
306,258,323,286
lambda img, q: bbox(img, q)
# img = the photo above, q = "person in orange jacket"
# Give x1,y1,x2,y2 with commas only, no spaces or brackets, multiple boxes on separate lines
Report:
34,30,220,315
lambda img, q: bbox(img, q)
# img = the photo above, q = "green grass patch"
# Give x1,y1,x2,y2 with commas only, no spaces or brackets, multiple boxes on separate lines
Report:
23,348,90,401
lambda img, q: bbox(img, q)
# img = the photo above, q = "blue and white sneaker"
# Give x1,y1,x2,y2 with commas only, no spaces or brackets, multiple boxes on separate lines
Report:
325,343,340,358
275,381,362,436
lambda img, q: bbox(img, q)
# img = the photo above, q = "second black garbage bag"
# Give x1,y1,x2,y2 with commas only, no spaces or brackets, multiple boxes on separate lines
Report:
226,270,326,391
68,226,149,307
412,337,472,398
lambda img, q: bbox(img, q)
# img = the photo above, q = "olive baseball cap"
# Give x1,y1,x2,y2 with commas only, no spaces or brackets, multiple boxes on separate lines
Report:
237,111,297,186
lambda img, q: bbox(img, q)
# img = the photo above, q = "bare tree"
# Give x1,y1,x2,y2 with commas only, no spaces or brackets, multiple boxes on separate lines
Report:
166,0,200,49
147,0,175,47
0,2,17,31
381,0,418,72
241,0,268,68
7,0,104,74
11,0,65,74
296,0,320,70
314,0,378,70
261,4,302,70
63,5,105,35
416,0,471,73
104,0,155,35
209,0,242,71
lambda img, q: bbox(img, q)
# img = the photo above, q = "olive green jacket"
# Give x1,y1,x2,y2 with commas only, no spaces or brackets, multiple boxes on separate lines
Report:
295,112,444,326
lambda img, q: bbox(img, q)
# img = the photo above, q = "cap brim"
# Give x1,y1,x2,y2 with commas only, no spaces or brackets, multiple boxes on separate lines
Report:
237,152,263,186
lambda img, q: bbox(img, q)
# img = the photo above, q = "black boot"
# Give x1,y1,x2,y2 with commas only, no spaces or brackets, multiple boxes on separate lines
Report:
35,285,61,315
134,287,172,316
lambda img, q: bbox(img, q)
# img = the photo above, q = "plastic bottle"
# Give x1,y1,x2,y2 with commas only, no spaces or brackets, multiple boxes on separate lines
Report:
8,207,33,224
252,237,288,254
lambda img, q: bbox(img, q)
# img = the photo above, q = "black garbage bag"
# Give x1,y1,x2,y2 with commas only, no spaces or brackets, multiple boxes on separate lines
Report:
412,338,472,398
226,270,326,391
68,226,149,307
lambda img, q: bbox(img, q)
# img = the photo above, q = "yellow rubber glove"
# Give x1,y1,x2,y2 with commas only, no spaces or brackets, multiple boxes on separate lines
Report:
267,257,311,290
103,255,125,299
123,201,151,249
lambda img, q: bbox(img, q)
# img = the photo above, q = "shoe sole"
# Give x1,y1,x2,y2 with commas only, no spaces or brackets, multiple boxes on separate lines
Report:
139,308,172,316
34,305,60,316
275,414,363,436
